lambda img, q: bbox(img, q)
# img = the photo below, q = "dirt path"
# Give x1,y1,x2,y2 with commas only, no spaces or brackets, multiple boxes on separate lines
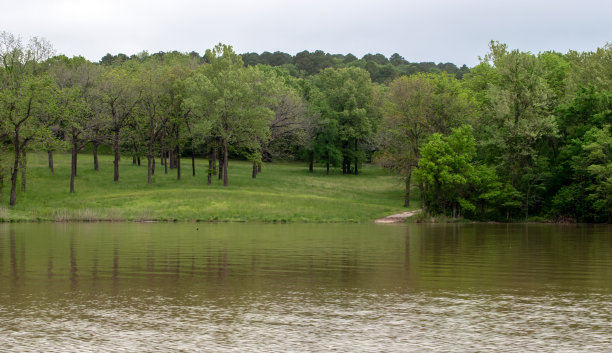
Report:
374,209,421,224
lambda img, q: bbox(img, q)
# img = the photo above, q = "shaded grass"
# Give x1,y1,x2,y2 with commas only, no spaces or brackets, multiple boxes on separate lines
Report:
1,152,417,222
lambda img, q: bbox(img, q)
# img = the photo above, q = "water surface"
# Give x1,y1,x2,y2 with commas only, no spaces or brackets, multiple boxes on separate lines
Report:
1,223,611,352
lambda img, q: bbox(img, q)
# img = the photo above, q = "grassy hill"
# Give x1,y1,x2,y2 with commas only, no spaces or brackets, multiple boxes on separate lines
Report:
0,152,417,222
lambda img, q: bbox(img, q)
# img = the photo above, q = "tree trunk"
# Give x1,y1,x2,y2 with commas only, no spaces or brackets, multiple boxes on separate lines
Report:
176,146,181,180
152,154,156,175
20,149,26,193
212,147,217,175
70,143,77,193
207,149,213,185
342,158,347,174
354,139,359,175
93,142,99,171
404,172,412,207
164,150,168,174
223,140,229,187
257,163,262,174
218,148,224,180
169,150,175,169
133,155,137,165
308,151,313,173
191,142,196,177
48,150,54,174
137,156,141,166
147,155,153,185
525,185,530,221
326,162,330,175
252,161,257,179
74,144,77,177
113,130,120,182
419,182,426,213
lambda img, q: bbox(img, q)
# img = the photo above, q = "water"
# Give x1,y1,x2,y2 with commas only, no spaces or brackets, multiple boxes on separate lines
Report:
1,223,611,352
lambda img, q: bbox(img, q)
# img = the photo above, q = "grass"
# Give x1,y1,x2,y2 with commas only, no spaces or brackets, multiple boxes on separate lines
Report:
0,152,418,222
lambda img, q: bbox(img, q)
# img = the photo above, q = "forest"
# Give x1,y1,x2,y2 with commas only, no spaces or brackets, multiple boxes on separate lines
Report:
1,30,611,222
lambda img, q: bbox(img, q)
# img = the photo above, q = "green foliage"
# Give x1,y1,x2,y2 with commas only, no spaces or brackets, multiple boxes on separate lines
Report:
310,67,376,173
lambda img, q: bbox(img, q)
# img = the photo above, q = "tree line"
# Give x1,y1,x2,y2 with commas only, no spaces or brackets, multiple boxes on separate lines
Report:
1,31,610,222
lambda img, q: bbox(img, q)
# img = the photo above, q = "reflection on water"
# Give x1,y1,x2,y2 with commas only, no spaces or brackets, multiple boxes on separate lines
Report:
1,223,611,352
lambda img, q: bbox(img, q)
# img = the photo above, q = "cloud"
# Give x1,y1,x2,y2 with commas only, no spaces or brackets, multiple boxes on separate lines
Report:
1,0,610,66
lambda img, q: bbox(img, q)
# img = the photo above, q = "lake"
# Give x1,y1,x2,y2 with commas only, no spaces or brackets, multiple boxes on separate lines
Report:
1,223,611,352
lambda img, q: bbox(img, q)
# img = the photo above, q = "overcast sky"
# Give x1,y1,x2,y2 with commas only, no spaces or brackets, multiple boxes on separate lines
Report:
2,0,610,67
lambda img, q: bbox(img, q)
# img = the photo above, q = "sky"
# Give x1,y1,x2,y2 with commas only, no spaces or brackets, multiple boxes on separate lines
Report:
2,0,611,67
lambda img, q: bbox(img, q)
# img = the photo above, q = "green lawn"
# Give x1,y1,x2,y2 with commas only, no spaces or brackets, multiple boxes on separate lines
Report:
0,152,418,222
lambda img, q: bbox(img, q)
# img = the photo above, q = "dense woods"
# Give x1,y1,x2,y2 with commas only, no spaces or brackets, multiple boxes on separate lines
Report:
1,30,610,222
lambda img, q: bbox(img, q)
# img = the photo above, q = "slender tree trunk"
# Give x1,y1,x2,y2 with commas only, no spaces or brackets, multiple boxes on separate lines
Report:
164,150,168,174
252,161,257,179
133,155,137,165
309,151,313,173
207,149,213,185
212,147,217,175
152,153,156,175
223,140,229,187
21,150,26,193
93,142,99,171
113,130,120,182
137,156,140,166
404,171,412,207
177,146,181,180
326,162,330,175
218,148,224,180
525,185,530,220
342,158,347,174
48,150,54,174
169,150,175,169
70,143,77,193
147,155,153,185
74,144,77,177
419,182,426,214
191,142,196,177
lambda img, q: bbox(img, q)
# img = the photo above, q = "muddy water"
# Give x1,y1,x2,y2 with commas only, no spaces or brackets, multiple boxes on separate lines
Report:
1,223,611,352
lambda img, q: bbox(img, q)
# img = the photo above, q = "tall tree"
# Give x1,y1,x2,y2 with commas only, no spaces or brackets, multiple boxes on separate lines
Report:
476,42,558,218
93,64,139,182
0,31,57,205
312,67,375,175
184,44,278,186
376,73,474,207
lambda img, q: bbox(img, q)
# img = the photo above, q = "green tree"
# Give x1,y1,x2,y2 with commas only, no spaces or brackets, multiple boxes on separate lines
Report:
93,64,139,182
312,67,375,175
0,31,57,205
476,41,558,218
376,73,474,207
184,44,278,186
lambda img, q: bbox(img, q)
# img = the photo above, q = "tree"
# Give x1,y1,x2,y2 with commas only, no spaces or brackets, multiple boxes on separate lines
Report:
0,31,57,205
293,50,335,76
132,60,174,184
93,64,139,182
311,67,375,175
184,44,278,186
49,55,99,192
376,73,474,207
476,41,559,218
